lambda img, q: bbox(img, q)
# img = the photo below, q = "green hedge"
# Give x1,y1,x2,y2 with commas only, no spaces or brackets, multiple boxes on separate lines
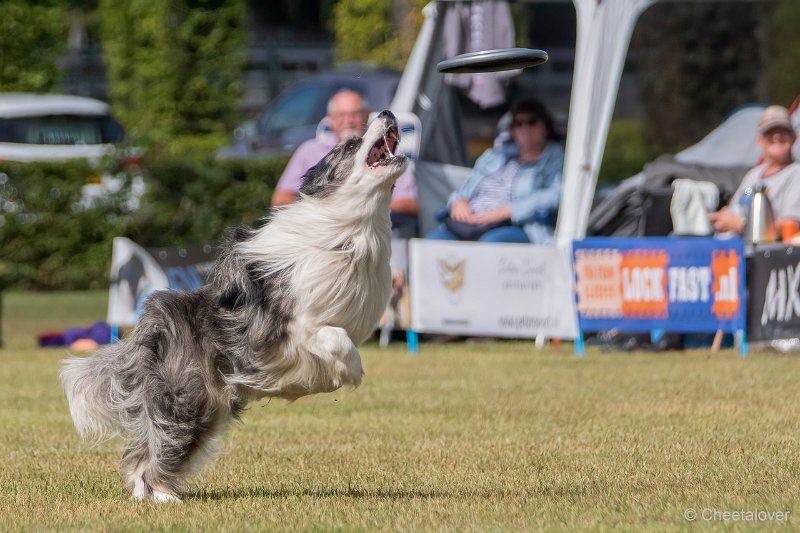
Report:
598,119,659,187
0,156,288,290
0,120,654,291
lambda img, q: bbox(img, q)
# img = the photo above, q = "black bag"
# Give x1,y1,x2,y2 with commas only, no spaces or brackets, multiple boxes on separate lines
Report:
443,216,512,240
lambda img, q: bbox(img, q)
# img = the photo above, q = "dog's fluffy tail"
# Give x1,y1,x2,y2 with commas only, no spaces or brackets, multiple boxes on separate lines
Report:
60,343,134,442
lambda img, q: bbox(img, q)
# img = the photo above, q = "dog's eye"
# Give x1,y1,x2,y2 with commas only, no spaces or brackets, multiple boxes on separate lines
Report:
344,138,361,151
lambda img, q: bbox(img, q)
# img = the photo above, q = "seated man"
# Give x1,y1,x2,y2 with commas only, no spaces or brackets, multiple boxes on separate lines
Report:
425,98,563,244
708,105,800,235
271,89,418,238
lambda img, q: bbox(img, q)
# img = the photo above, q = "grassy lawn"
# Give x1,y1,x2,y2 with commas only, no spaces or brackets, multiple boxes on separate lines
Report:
2,290,800,531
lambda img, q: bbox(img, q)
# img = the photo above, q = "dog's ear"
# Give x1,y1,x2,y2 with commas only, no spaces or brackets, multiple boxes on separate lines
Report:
299,137,362,198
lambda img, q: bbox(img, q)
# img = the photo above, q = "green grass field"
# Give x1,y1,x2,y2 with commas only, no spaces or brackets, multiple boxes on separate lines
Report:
2,290,800,531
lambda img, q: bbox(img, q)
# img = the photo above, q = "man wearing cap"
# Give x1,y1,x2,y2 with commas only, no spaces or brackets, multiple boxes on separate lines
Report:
708,105,800,235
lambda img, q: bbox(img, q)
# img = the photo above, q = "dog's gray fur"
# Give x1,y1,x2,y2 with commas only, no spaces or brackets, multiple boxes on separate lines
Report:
61,111,407,502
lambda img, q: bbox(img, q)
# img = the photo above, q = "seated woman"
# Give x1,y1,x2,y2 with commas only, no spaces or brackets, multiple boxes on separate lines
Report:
426,98,564,244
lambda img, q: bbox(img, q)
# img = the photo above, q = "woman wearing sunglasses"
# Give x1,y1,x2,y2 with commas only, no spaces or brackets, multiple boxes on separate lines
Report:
427,98,564,244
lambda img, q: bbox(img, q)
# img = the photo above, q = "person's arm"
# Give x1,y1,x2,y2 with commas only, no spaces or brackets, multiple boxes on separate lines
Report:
706,165,758,234
449,198,474,222
390,197,418,215
271,140,321,207
271,189,299,206
509,166,562,225
470,205,512,224
707,207,745,234
508,144,563,225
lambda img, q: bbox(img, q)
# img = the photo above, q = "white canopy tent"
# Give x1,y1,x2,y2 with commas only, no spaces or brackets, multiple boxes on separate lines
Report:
554,0,656,246
389,0,774,341
393,0,660,243
394,0,775,244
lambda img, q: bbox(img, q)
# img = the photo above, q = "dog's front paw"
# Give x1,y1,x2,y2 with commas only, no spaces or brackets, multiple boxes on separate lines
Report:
314,326,363,389
335,346,364,389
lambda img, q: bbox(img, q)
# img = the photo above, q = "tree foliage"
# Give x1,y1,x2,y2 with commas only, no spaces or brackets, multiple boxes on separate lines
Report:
333,0,427,70
0,1,67,92
98,0,246,148
633,3,771,151
768,0,800,106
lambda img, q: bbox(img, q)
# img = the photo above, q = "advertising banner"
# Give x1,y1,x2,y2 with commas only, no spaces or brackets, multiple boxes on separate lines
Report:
107,237,216,326
747,244,800,342
573,237,746,336
408,239,578,339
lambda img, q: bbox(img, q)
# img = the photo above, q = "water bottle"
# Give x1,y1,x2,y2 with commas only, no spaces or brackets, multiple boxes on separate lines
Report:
743,182,776,244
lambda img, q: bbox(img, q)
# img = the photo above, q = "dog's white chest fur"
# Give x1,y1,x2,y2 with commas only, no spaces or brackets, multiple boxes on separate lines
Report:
295,228,391,343
240,201,393,345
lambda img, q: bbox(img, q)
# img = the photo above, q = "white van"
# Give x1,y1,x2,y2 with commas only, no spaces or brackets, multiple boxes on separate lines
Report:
0,93,125,162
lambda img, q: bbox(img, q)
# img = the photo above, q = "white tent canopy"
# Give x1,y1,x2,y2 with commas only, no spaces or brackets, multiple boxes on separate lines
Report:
394,0,661,243
555,0,656,246
394,0,778,244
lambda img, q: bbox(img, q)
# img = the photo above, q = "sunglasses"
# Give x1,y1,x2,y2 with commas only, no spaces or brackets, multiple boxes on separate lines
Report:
512,117,540,128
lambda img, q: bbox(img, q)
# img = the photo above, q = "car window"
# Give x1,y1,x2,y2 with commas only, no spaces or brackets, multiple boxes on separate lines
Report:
0,115,124,145
259,83,328,134
370,80,398,111
259,80,375,136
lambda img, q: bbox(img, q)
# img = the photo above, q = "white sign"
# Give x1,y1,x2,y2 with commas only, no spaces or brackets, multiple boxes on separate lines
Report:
107,237,215,326
408,239,577,339
380,239,412,331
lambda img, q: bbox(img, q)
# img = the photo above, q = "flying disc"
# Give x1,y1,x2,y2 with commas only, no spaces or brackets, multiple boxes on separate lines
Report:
437,48,548,74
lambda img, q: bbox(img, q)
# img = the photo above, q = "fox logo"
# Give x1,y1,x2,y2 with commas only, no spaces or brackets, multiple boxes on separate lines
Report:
437,257,465,302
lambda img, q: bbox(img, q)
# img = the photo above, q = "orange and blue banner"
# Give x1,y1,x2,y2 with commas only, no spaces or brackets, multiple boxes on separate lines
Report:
572,237,746,354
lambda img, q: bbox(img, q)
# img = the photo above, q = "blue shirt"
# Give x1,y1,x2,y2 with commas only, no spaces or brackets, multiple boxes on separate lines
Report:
449,141,564,244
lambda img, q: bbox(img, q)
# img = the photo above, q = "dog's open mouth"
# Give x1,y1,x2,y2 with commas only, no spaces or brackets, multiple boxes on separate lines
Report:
366,126,400,168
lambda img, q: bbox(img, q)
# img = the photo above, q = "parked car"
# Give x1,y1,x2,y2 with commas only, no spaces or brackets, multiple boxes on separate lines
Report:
0,92,142,210
0,92,125,162
217,66,400,159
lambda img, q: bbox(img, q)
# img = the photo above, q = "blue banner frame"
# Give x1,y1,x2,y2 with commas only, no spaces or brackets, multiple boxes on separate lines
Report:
572,237,747,356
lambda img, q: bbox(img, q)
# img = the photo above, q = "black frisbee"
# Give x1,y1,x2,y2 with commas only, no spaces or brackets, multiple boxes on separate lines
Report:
436,48,548,74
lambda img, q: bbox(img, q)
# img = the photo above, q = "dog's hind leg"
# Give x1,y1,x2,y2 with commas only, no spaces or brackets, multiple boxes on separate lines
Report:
121,368,231,502
122,442,173,502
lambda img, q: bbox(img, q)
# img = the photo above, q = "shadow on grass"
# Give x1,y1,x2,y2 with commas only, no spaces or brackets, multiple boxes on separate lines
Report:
186,484,576,501
187,486,452,501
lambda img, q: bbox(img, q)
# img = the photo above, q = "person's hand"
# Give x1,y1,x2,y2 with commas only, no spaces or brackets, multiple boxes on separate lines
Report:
708,207,745,234
471,205,512,225
449,199,474,222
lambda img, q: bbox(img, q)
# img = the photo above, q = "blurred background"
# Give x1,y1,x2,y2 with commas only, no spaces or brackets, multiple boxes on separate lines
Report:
1,0,799,291
5,0,798,160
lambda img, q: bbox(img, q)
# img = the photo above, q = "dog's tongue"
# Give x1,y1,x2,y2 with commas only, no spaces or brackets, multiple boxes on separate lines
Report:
368,145,383,166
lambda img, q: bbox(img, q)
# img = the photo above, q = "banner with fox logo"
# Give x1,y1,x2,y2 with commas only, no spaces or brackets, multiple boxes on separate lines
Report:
572,238,746,337
408,240,578,339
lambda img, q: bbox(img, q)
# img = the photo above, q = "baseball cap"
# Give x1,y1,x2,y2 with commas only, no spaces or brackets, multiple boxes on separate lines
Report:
758,105,794,135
